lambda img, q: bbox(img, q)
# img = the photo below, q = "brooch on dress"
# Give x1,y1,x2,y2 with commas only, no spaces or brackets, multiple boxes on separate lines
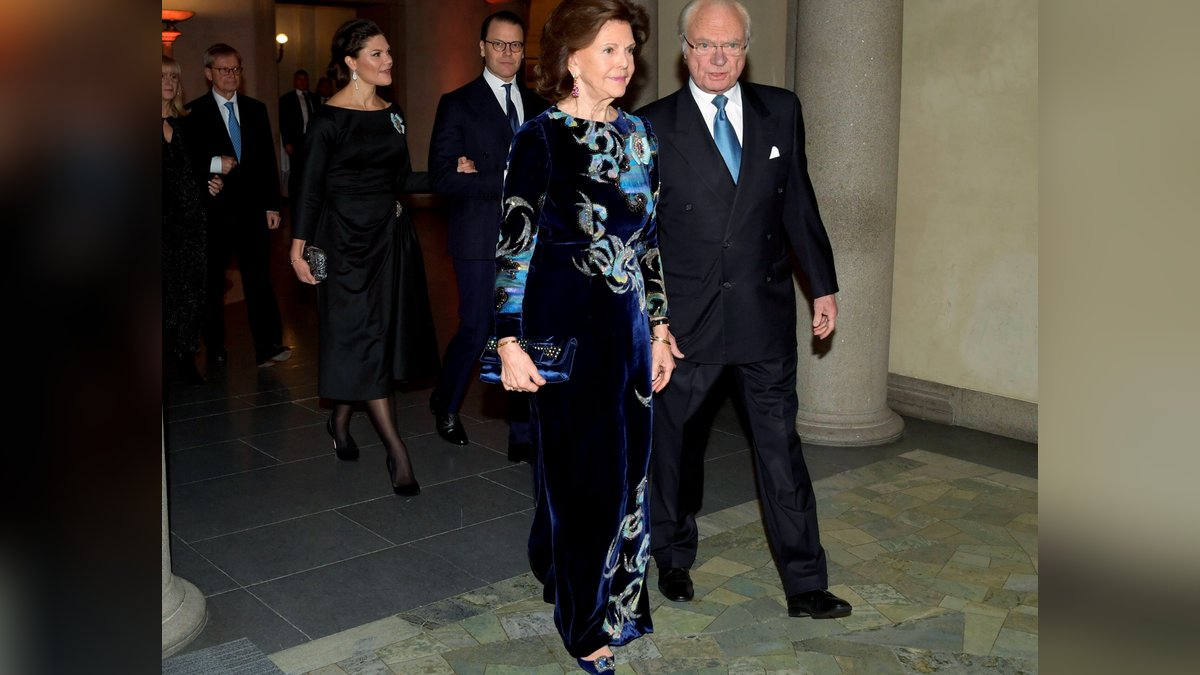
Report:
390,112,405,135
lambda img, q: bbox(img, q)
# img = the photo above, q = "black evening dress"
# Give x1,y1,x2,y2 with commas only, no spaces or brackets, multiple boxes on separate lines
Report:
494,108,668,658
162,116,207,356
293,103,438,400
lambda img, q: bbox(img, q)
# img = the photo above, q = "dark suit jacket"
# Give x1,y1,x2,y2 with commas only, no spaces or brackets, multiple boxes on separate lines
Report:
429,75,548,260
278,89,315,150
637,83,838,365
183,91,281,220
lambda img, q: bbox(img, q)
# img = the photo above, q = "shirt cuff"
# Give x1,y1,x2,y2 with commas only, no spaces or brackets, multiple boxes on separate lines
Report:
209,156,222,173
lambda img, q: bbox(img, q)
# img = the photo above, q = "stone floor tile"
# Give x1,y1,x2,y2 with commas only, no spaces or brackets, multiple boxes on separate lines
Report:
375,632,450,665
722,576,779,599
385,654,455,674
990,628,1037,660
961,613,1005,655
893,648,1034,674
1002,573,1038,593
696,556,756,578
612,634,663,662
651,634,724,660
498,609,557,640
703,586,753,606
1002,607,1038,634
703,603,760,633
335,653,392,675
651,604,719,634
826,546,864,568
960,601,1008,619
851,584,910,606
834,607,892,631
825,527,877,547
929,578,989,603
900,482,954,502
873,604,942,625
427,624,480,650
949,550,990,568
460,612,507,645
792,650,844,675
271,616,423,674
308,666,348,675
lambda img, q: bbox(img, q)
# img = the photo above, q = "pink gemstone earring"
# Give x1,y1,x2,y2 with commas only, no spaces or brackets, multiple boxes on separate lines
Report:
570,72,580,98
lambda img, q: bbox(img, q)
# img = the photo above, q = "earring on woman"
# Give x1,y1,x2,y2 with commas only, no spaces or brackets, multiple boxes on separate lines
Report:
570,71,580,98
351,69,359,91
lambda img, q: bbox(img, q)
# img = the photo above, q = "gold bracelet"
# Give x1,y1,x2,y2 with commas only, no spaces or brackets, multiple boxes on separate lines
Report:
289,258,301,265
650,335,672,346
496,337,521,349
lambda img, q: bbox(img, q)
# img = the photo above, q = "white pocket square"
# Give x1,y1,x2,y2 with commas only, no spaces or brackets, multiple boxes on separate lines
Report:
769,146,781,159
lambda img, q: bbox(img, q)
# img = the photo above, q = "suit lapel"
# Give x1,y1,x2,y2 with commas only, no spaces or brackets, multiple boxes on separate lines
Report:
658,90,736,208
471,76,515,142
726,84,775,237
200,94,235,157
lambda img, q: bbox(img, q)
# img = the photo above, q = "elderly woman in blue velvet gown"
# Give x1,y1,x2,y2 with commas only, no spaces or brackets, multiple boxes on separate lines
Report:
491,1,678,672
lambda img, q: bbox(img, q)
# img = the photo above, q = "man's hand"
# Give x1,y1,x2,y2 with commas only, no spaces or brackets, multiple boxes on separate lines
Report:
813,294,838,339
219,156,237,174
456,156,477,174
284,143,295,155
266,212,281,229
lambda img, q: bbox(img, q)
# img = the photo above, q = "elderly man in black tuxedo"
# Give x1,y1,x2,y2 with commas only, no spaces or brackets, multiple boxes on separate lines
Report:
279,69,315,203
636,0,851,620
184,43,290,368
427,10,548,456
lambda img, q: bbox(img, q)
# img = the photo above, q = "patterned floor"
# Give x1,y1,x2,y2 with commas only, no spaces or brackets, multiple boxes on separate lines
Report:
267,449,1038,674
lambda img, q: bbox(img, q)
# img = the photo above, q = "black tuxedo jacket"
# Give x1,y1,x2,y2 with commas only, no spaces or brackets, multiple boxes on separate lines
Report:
278,89,315,149
429,75,548,260
183,91,280,219
637,83,838,365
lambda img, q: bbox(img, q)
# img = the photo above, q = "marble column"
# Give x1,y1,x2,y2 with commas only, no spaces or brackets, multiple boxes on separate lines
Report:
162,427,206,658
791,0,905,446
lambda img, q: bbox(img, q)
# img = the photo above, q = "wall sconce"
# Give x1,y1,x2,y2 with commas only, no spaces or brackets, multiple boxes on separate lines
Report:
276,33,289,63
161,9,195,54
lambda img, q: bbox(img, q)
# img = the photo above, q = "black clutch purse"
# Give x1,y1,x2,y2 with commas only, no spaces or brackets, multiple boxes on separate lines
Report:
479,336,577,385
304,245,327,282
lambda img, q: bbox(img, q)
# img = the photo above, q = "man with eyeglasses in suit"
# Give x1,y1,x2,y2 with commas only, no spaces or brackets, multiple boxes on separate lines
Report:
427,11,549,458
184,43,291,369
636,0,851,621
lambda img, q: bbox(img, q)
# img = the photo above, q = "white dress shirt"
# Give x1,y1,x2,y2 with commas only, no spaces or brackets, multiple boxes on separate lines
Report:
209,89,240,173
295,89,310,132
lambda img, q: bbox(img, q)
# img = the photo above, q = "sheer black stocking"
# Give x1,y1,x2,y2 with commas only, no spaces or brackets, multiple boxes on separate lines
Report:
329,402,354,449
365,397,416,487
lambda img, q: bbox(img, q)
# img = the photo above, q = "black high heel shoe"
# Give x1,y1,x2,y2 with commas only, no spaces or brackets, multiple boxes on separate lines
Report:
326,416,359,461
385,454,421,496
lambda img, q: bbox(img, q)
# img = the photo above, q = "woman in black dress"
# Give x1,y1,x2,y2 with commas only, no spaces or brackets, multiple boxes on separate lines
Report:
290,19,437,496
162,54,223,385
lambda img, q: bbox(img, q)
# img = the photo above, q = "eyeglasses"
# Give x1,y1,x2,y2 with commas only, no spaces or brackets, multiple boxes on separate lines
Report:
484,40,524,54
209,66,244,76
682,36,746,57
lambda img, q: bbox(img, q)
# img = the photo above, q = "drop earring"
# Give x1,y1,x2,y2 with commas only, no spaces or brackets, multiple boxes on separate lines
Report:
351,69,359,91
570,71,580,98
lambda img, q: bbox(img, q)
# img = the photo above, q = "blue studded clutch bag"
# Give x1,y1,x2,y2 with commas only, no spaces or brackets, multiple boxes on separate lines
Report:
479,336,577,385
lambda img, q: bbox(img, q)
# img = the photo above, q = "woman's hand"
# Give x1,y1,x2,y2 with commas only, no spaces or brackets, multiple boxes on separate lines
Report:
498,341,546,393
207,175,223,196
651,327,682,393
289,240,318,285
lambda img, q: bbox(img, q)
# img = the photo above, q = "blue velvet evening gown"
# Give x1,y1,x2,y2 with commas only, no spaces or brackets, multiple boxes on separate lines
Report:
494,108,668,658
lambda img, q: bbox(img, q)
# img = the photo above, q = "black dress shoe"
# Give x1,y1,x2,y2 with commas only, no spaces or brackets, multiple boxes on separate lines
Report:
435,412,469,445
326,416,359,461
787,589,852,619
257,344,293,367
507,441,533,463
385,455,421,496
657,567,694,602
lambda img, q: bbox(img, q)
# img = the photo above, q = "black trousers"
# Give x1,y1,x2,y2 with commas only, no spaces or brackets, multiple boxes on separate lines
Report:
203,210,284,362
433,257,530,444
650,352,829,596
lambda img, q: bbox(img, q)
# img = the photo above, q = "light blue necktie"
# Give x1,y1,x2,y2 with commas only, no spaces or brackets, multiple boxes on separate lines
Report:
503,83,519,134
712,94,741,182
225,101,242,161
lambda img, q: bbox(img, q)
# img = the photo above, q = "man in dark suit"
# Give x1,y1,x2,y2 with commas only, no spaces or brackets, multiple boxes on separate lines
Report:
637,0,851,620
185,43,290,368
427,10,548,455
278,69,315,203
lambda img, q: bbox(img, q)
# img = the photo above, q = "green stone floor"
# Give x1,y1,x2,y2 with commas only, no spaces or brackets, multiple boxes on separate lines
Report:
268,449,1037,674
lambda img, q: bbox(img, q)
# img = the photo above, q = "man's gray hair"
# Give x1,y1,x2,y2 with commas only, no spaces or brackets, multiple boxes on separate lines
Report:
677,0,752,56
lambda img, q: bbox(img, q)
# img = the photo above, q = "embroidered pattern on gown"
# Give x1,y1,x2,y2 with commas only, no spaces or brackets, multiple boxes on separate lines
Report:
494,108,668,657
